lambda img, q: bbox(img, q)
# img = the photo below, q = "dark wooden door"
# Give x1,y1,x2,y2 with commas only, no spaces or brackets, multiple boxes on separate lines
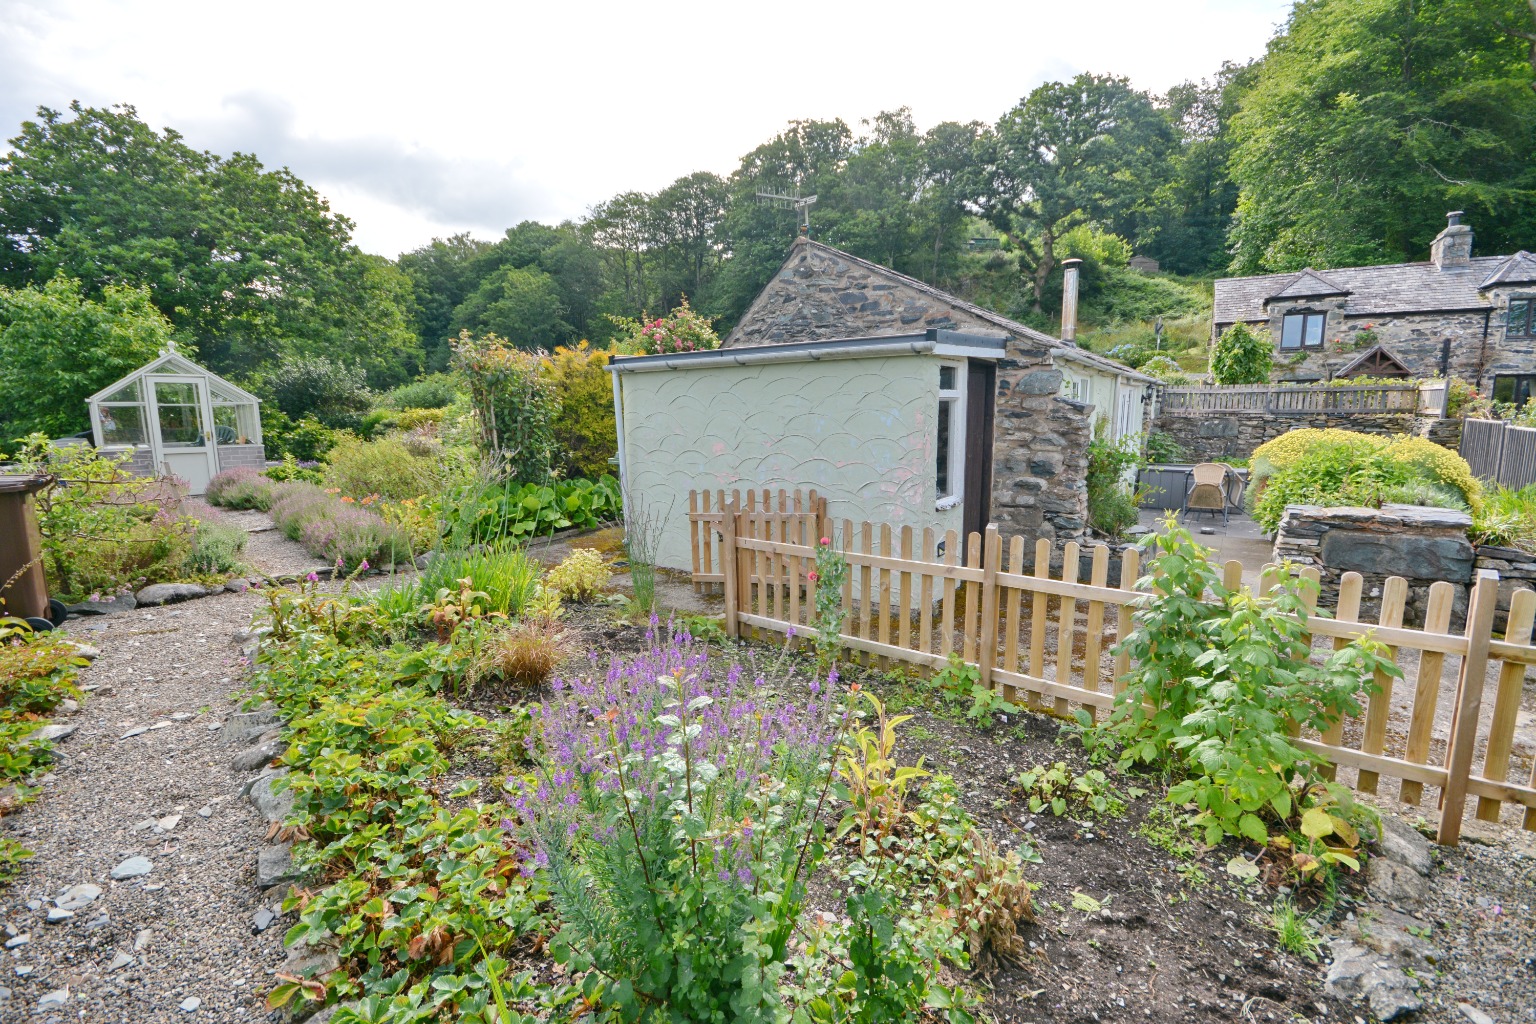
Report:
963,360,996,542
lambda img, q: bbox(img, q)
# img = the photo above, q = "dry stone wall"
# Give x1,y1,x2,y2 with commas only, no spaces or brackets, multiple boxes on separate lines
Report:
1154,409,1461,463
1273,504,1475,628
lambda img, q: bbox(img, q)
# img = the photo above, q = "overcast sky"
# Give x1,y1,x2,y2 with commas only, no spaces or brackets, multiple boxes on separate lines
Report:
1,0,1293,258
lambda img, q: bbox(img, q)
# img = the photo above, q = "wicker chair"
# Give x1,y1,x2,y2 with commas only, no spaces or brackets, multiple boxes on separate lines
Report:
1185,462,1234,526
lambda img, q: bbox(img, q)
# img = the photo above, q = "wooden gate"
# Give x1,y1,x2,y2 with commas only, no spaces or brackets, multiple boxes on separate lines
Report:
686,488,827,594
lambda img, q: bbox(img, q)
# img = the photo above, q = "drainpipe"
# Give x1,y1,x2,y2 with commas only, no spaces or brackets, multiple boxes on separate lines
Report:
1060,258,1082,344
609,369,628,498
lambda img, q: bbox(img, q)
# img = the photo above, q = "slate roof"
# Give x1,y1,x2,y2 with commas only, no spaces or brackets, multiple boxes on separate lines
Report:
727,237,1154,383
1213,254,1534,325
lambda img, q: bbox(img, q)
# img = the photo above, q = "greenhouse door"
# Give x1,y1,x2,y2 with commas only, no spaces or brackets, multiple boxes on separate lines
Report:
147,375,218,494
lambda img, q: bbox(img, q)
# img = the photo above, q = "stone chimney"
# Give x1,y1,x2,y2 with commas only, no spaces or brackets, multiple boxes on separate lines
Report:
1060,258,1082,342
1431,211,1473,270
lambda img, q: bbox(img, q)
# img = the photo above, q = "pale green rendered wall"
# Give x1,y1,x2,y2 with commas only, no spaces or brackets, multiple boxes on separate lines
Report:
618,354,962,571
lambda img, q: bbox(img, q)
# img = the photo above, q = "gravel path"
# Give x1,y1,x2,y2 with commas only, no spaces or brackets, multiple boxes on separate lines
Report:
0,591,283,1022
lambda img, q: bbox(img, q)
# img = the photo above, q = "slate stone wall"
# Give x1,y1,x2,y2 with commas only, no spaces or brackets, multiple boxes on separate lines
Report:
1471,545,1536,634
216,444,266,471
1153,408,1459,463
992,347,1092,545
1263,305,1492,383
1273,504,1475,628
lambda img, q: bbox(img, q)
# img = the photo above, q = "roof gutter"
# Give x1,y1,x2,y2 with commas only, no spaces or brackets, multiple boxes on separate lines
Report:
608,334,987,374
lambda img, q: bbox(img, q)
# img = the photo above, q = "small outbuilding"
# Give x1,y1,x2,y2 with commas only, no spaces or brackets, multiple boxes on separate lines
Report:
85,343,265,495
609,237,1155,572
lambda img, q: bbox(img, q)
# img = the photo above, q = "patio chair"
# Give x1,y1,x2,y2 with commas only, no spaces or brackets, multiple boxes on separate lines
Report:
1185,462,1234,526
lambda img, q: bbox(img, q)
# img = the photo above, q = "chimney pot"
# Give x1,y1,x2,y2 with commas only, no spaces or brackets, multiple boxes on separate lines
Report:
1060,258,1083,343
1431,214,1472,270
1447,210,1464,227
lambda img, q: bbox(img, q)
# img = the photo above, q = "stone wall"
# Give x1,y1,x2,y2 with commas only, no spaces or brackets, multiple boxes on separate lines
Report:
1263,305,1492,383
992,349,1092,544
1272,504,1475,628
1153,407,1458,463
1471,545,1536,633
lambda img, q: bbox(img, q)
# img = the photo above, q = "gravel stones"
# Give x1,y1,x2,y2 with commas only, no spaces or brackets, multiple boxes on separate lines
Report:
38,987,69,1008
181,996,203,1012
55,883,101,911
1458,1003,1497,1024
45,908,74,923
108,951,135,971
4,933,29,948
252,908,277,933
134,582,210,606
109,856,152,880
256,844,297,888
119,726,149,739
1325,938,1422,1020
1374,816,1434,877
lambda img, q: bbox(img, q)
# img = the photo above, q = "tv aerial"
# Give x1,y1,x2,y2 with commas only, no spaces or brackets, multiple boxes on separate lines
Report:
755,189,818,235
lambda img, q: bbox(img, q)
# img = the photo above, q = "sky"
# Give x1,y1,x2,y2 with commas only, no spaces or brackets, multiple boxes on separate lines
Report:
0,0,1293,258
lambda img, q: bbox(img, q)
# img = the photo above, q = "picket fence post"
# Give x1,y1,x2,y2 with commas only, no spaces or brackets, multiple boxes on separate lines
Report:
1437,569,1498,845
721,498,740,639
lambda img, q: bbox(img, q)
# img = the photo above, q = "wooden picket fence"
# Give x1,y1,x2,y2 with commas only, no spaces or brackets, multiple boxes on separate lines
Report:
687,488,828,594
687,490,1536,845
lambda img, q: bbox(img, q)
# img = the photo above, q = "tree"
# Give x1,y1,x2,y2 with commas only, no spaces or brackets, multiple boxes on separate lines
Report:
1211,322,1271,385
1227,0,1536,273
975,74,1176,312
259,356,371,426
0,102,421,381
0,276,176,441
398,233,497,370
451,265,569,349
648,171,729,310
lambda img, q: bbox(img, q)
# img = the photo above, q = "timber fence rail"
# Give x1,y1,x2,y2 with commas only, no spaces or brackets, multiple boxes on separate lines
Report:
1159,383,1425,416
1460,417,1536,489
686,490,1536,846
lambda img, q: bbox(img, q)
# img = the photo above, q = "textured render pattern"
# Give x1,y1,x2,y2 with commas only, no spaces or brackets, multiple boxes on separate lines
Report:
620,354,957,571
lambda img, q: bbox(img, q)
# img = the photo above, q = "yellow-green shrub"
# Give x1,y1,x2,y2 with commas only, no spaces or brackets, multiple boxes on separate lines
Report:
542,341,616,479
323,435,463,501
544,547,611,603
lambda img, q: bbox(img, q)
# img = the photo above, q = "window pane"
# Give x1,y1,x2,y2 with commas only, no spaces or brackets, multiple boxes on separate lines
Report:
939,366,956,391
1511,300,1531,336
212,405,242,443
1304,314,1326,347
1494,375,1517,404
155,381,206,447
1281,316,1302,349
99,405,146,445
936,399,952,495
102,381,141,403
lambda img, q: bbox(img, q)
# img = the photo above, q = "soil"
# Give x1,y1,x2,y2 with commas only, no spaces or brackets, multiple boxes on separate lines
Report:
4,514,1532,1024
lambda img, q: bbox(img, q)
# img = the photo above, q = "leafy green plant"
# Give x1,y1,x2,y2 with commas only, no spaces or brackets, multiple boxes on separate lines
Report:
1012,761,1132,818
1471,482,1536,550
1143,430,1187,464
929,652,1016,725
836,691,930,844
1101,518,1399,849
182,518,248,575
416,544,542,619
542,341,617,478
260,355,372,427
323,434,466,501
543,547,610,603
443,476,621,544
809,535,849,676
1087,421,1148,540
1211,321,1271,385
452,331,560,483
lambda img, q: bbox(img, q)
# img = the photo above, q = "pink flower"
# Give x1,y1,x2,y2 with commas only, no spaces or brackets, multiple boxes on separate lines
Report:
806,570,819,583
820,537,830,546
306,572,319,583
359,559,370,572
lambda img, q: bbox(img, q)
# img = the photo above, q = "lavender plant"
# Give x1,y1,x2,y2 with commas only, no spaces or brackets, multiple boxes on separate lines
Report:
511,622,847,1022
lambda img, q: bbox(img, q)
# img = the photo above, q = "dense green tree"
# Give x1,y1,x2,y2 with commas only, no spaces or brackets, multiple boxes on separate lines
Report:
451,264,569,349
398,233,497,370
1227,0,1536,273
0,276,177,440
648,171,729,310
975,74,1176,311
259,355,370,426
0,102,421,381
1212,322,1272,384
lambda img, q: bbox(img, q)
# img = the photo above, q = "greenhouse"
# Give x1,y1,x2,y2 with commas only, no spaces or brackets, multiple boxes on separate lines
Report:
85,343,265,495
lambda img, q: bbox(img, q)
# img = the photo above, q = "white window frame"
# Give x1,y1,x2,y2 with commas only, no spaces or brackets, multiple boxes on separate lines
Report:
1060,371,1084,402
936,360,966,510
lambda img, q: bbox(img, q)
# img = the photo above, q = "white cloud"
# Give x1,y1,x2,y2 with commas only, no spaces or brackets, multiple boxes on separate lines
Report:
0,0,1290,256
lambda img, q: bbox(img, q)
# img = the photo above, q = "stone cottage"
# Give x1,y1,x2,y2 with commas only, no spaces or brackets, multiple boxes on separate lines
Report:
1213,213,1536,399
718,237,1154,545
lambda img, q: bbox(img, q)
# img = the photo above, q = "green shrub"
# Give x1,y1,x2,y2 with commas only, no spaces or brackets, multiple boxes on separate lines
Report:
1249,429,1481,532
378,373,461,410
259,409,345,462
1212,322,1271,385
322,435,462,501
11,436,194,600
1138,354,1193,385
543,341,617,478
261,454,324,485
1471,483,1536,550
1087,426,1145,540
1377,478,1469,511
183,519,248,575
1100,519,1395,850
452,332,559,483
1143,431,1187,464
543,548,611,602
260,356,371,426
